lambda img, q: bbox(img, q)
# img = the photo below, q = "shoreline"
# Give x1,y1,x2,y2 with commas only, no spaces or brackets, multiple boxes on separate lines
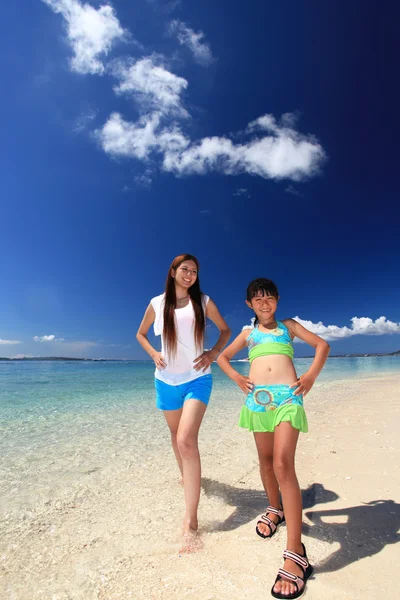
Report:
1,353,399,361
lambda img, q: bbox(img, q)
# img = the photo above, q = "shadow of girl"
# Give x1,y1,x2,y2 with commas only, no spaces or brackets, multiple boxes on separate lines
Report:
304,499,400,572
201,479,339,532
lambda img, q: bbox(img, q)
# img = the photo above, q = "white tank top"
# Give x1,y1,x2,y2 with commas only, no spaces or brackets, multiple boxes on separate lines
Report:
150,293,210,385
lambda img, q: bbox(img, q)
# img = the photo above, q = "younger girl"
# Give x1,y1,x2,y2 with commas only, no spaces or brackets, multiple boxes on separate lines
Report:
136,254,230,547
217,278,330,599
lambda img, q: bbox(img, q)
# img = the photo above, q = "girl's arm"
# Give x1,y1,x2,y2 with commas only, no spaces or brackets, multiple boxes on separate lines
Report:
284,318,330,396
216,330,254,394
193,299,231,371
136,304,166,370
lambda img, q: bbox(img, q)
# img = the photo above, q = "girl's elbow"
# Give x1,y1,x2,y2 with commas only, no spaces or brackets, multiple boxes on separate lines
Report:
216,354,226,367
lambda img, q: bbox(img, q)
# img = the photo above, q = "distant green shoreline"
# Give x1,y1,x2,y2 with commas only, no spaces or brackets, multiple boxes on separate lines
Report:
0,352,399,362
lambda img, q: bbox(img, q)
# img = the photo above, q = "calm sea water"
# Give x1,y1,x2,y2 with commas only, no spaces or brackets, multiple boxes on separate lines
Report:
1,357,399,520
1,356,399,422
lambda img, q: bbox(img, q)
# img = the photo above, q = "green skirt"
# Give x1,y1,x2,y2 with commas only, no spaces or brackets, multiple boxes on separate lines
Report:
238,404,308,433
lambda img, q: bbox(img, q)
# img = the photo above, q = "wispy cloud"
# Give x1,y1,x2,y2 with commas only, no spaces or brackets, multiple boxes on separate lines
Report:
0,338,22,345
135,167,154,187
285,184,302,197
233,188,251,197
42,0,127,74
73,107,98,132
57,340,98,353
111,55,188,117
43,1,326,183
97,111,325,180
96,111,189,161
168,20,214,66
146,0,181,14
33,334,64,342
33,334,98,354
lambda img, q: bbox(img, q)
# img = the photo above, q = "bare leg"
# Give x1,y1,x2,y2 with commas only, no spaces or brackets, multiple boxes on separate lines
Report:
272,422,303,596
253,431,282,536
163,408,183,480
176,399,207,536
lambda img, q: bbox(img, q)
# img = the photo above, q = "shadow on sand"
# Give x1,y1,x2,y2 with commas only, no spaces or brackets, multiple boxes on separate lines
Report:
201,479,338,531
202,478,400,572
304,499,400,572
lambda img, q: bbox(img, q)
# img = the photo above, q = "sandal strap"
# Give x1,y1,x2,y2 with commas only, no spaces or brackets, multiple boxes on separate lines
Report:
277,568,304,591
257,515,276,532
266,506,284,518
258,515,273,525
283,549,309,570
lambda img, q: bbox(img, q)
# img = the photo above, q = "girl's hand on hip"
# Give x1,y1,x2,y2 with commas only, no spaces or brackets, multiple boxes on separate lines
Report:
153,352,166,370
235,375,254,394
193,350,217,372
291,372,315,396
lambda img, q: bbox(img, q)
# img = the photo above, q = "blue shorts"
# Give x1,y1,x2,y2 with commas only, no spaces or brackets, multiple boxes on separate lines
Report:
155,374,212,411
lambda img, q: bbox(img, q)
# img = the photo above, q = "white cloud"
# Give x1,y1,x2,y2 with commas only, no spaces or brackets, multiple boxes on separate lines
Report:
242,318,255,331
233,188,250,197
112,56,188,117
135,167,154,187
241,316,400,341
285,184,302,197
33,334,57,342
32,335,98,354
44,3,326,184
42,0,126,74
96,111,190,161
169,20,214,66
294,316,400,341
97,112,161,160
97,111,324,181
0,339,22,345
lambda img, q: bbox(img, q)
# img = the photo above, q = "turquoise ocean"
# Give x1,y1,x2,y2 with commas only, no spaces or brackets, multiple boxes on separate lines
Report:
1,357,399,523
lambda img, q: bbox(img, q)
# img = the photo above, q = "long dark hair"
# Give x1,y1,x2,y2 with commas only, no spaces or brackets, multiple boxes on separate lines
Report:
246,278,279,327
163,254,205,357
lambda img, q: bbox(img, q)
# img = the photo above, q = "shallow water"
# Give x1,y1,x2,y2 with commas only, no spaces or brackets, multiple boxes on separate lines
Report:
1,356,399,519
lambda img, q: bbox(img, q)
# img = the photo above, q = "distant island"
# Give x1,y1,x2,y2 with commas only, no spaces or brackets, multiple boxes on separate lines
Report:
0,351,399,362
303,351,400,358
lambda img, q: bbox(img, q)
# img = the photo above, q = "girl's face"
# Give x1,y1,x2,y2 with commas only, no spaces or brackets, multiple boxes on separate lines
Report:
172,260,198,290
246,291,278,319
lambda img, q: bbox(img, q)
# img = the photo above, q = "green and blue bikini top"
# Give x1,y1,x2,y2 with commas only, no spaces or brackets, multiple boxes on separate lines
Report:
246,320,294,363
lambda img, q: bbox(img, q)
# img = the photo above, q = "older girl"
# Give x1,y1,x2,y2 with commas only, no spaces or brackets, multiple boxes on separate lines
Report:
137,254,230,545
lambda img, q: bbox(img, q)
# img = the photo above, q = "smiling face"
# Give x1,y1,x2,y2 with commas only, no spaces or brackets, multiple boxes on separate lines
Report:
172,260,198,291
246,291,278,321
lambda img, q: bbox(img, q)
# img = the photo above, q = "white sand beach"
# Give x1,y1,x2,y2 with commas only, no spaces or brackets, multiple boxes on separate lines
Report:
1,374,400,600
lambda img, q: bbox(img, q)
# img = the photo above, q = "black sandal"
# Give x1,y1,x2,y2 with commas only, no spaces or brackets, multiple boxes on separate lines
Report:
271,543,313,599
255,506,285,539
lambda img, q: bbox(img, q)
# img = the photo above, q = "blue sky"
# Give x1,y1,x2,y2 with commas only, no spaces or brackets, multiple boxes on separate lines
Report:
1,0,399,359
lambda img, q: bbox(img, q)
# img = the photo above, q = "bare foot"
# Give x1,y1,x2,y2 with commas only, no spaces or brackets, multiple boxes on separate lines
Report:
179,529,203,554
179,515,202,553
178,477,184,487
